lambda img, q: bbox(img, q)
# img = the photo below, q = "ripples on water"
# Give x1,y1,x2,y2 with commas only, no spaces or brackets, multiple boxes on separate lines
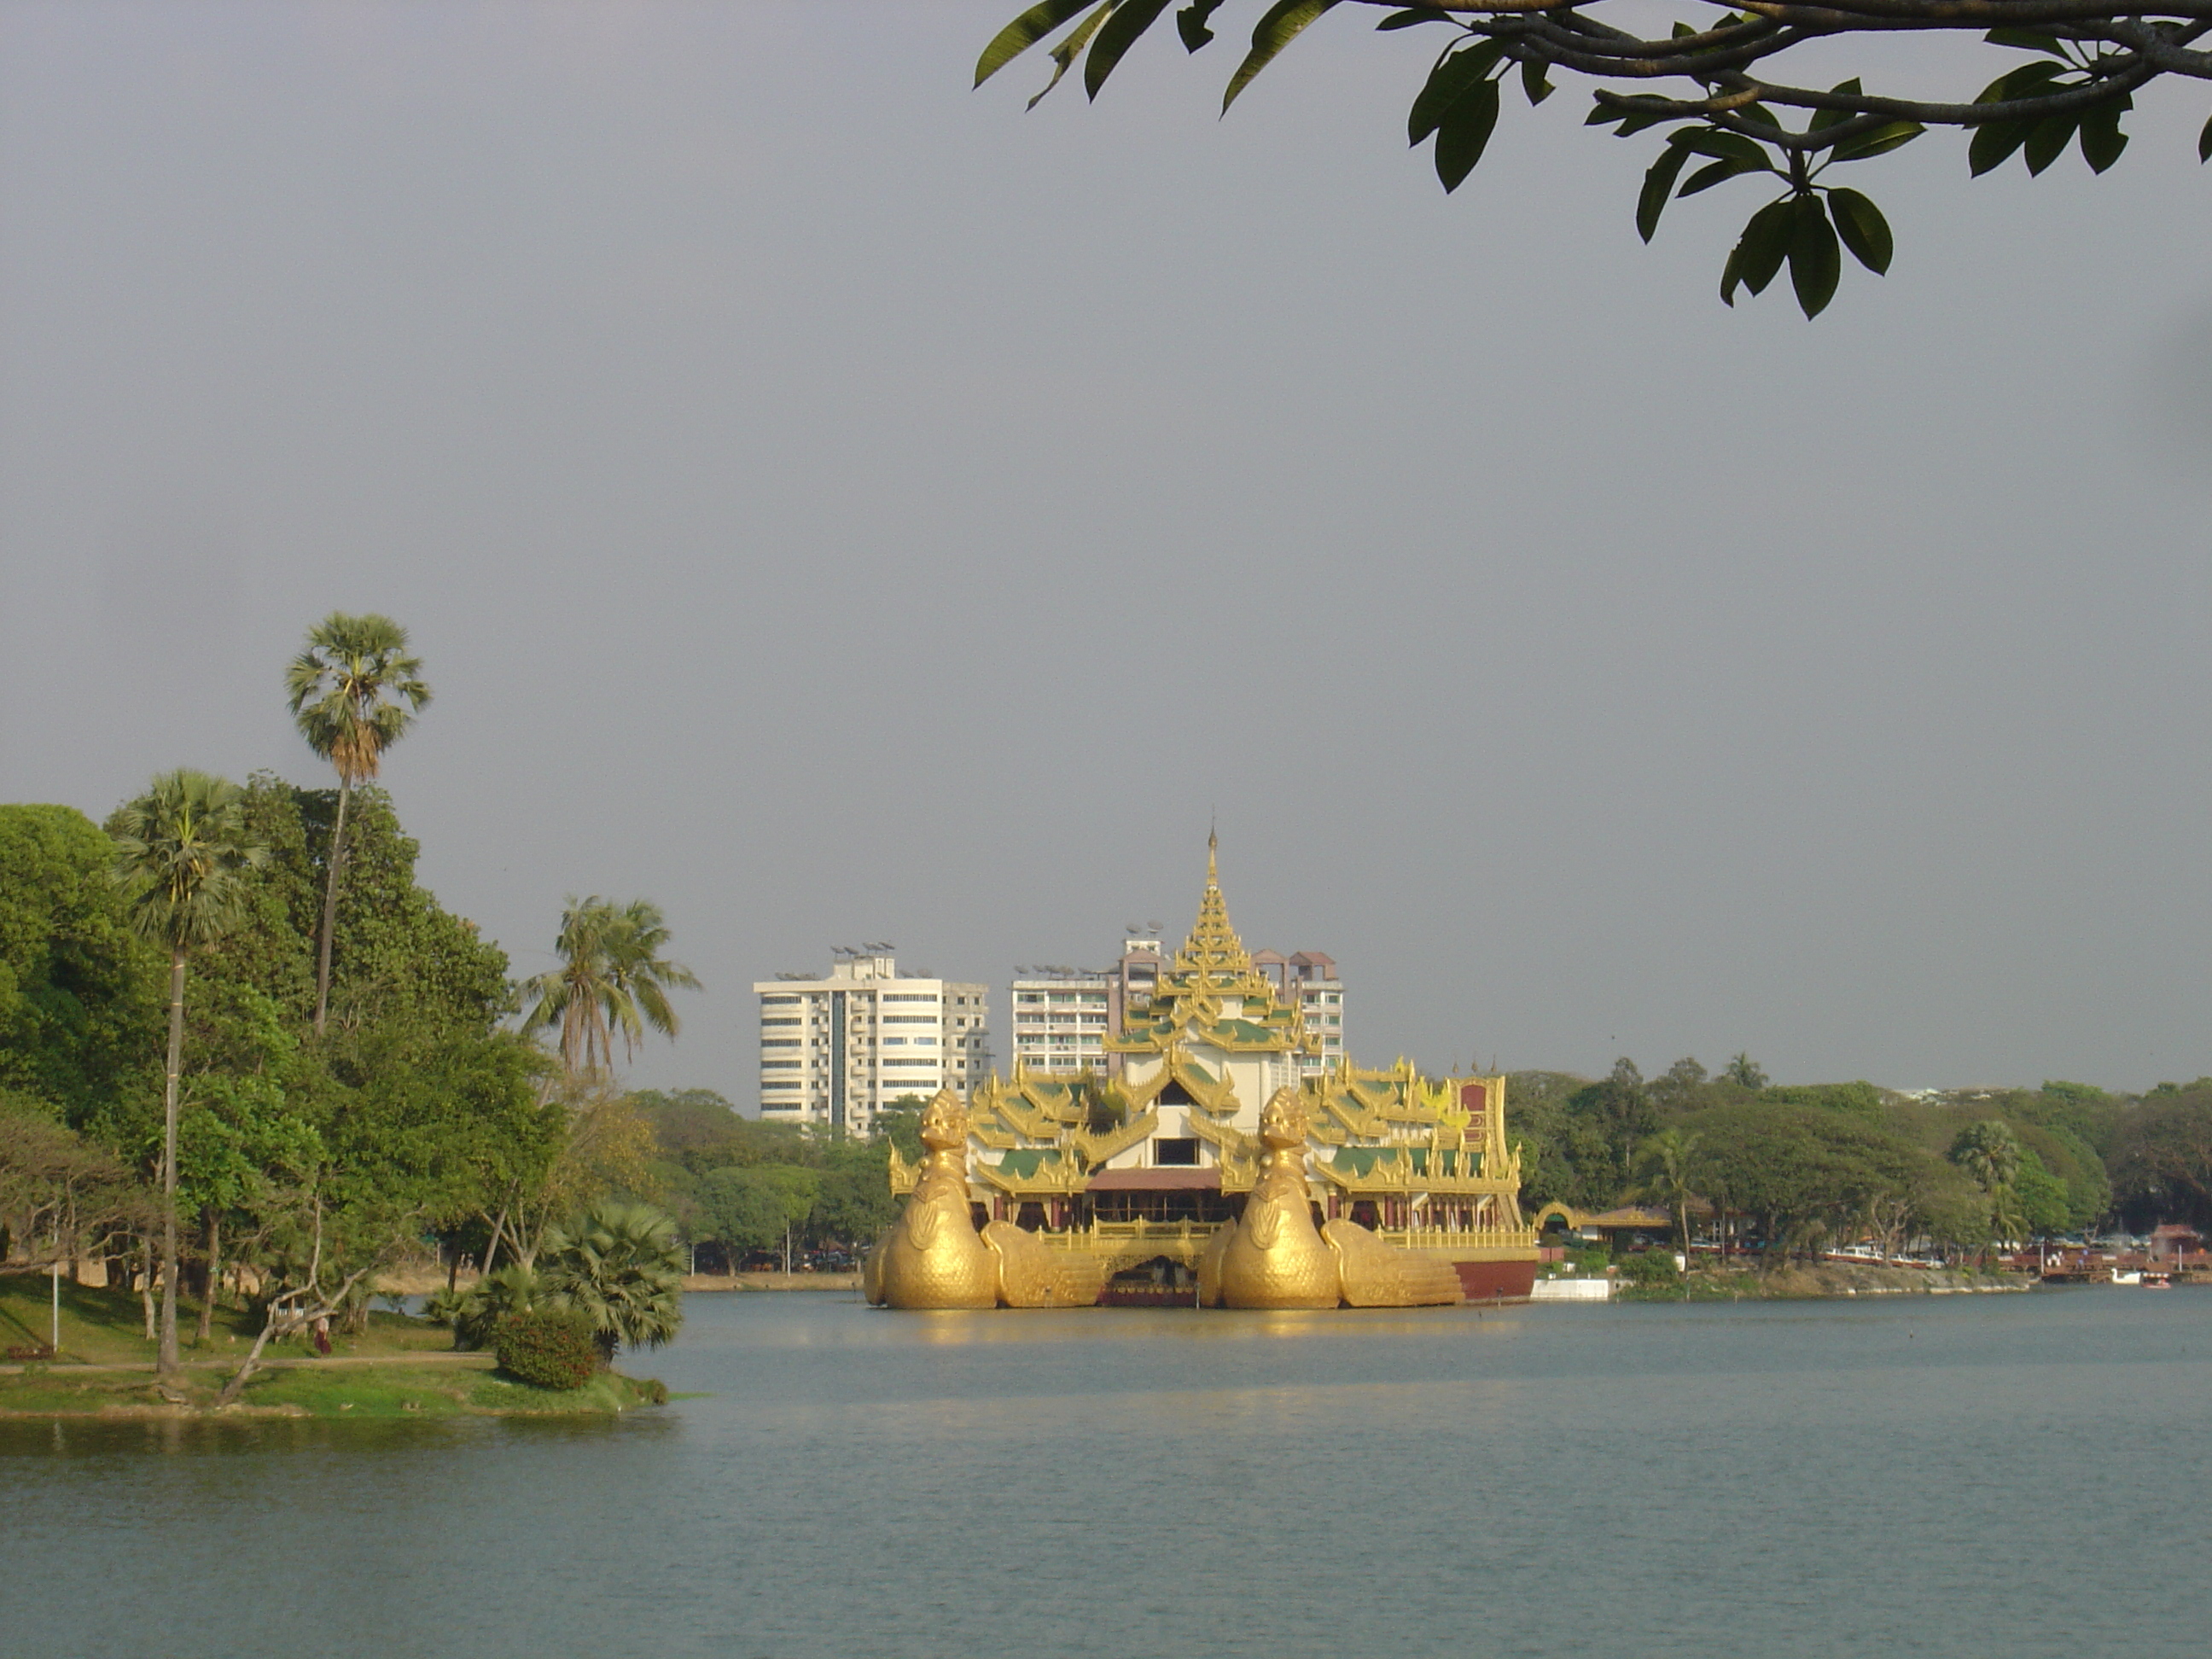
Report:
3,1288,2204,1657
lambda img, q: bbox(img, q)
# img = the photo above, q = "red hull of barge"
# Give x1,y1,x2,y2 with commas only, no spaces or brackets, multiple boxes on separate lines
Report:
1450,1259,1540,1302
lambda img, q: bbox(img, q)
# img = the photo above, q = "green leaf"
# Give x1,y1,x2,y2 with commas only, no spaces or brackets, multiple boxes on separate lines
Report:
1678,156,1767,197
1985,27,2068,55
1603,107,1674,138
1788,194,1842,318
1377,7,1448,27
2078,100,2128,172
1086,0,1173,100
1522,58,1553,107
1434,76,1502,192
1668,127,1770,164
1176,0,1227,51
2201,114,2212,163
1636,143,1691,242
1411,41,1505,143
1734,102,1785,139
1808,79,1863,132
1968,118,2031,177
1022,2,1116,108
976,0,1101,87
1830,120,1923,162
1826,187,1893,274
1223,0,1340,111
1976,61,2068,104
1721,199,1793,305
2022,113,2077,175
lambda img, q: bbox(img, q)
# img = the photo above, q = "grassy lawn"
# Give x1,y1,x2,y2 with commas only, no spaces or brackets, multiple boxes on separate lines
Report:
0,1274,667,1417
0,1272,457,1366
0,1357,665,1417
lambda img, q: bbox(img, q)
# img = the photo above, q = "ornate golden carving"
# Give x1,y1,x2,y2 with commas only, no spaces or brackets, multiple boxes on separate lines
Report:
1323,1218,1465,1307
865,1089,997,1309
1210,1090,1342,1309
866,1088,1106,1309
981,1221,1103,1307
1202,1089,1464,1310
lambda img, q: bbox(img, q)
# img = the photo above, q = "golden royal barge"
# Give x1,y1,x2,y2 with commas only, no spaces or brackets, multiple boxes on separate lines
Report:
864,842,1542,1310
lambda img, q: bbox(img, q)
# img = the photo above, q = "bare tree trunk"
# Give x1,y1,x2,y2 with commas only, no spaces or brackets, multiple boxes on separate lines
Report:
311,775,352,1037
480,1203,509,1277
159,948,185,1376
139,1234,157,1341
195,1210,221,1345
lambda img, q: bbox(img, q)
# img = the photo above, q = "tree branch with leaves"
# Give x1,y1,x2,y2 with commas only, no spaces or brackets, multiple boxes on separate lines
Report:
977,0,2212,315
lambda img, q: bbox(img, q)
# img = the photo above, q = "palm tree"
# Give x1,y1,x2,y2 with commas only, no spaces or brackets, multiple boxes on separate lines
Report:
1950,1120,2022,1193
284,612,431,1034
110,771,267,1375
1951,1120,2023,1265
521,897,700,1080
541,1201,686,1365
1634,1126,1703,1263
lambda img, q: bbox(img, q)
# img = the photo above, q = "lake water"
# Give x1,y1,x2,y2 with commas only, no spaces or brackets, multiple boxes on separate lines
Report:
3,1287,2205,1657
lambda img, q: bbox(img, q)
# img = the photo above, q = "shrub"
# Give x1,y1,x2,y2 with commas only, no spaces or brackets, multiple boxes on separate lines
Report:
1617,1250,1681,1285
493,1307,598,1391
437,1264,541,1351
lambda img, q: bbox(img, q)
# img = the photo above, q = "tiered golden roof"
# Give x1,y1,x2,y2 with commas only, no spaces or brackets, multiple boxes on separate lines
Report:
1106,835,1324,1062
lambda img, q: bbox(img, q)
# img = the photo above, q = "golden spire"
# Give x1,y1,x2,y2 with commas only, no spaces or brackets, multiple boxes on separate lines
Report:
1178,832,1249,980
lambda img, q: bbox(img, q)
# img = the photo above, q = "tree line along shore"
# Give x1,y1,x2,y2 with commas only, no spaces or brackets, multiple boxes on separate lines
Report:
7,614,2211,1416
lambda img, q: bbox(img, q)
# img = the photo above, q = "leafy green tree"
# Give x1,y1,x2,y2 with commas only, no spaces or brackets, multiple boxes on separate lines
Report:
975,1,2204,318
1588,1058,1655,1190
540,1200,687,1364
0,806,158,1122
1764,1081,1885,1121
284,612,431,1035
108,771,267,1374
1503,1070,1615,1209
2012,1152,2075,1239
1647,1057,1709,1115
521,898,700,1080
2108,1087,2212,1227
807,1137,901,1247
695,1165,820,1260
1683,1100,1941,1266
1721,1053,1769,1091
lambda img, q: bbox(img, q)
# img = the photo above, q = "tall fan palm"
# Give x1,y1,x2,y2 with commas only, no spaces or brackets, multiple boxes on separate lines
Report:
521,897,700,1079
284,612,431,1033
110,771,267,1375
541,1201,687,1364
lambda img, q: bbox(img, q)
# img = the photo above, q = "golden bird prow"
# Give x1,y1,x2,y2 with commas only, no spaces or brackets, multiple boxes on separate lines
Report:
866,1089,998,1309
1215,1089,1339,1309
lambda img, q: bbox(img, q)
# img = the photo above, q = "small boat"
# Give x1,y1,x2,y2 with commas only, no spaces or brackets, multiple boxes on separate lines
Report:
2110,1269,2142,1285
2142,1272,2173,1289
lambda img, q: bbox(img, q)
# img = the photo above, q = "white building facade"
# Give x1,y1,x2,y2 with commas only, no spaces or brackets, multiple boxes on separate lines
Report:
754,951,991,1133
1009,973,1112,1075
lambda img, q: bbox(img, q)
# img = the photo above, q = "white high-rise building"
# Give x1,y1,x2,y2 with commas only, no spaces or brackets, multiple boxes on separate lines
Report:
1009,971,1113,1075
754,949,991,1133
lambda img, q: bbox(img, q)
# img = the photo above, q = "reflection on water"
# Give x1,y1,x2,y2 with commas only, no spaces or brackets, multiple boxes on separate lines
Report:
4,1289,2207,1658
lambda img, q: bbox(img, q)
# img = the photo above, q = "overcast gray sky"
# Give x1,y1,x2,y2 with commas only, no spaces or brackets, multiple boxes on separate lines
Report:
2,2,2207,1102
